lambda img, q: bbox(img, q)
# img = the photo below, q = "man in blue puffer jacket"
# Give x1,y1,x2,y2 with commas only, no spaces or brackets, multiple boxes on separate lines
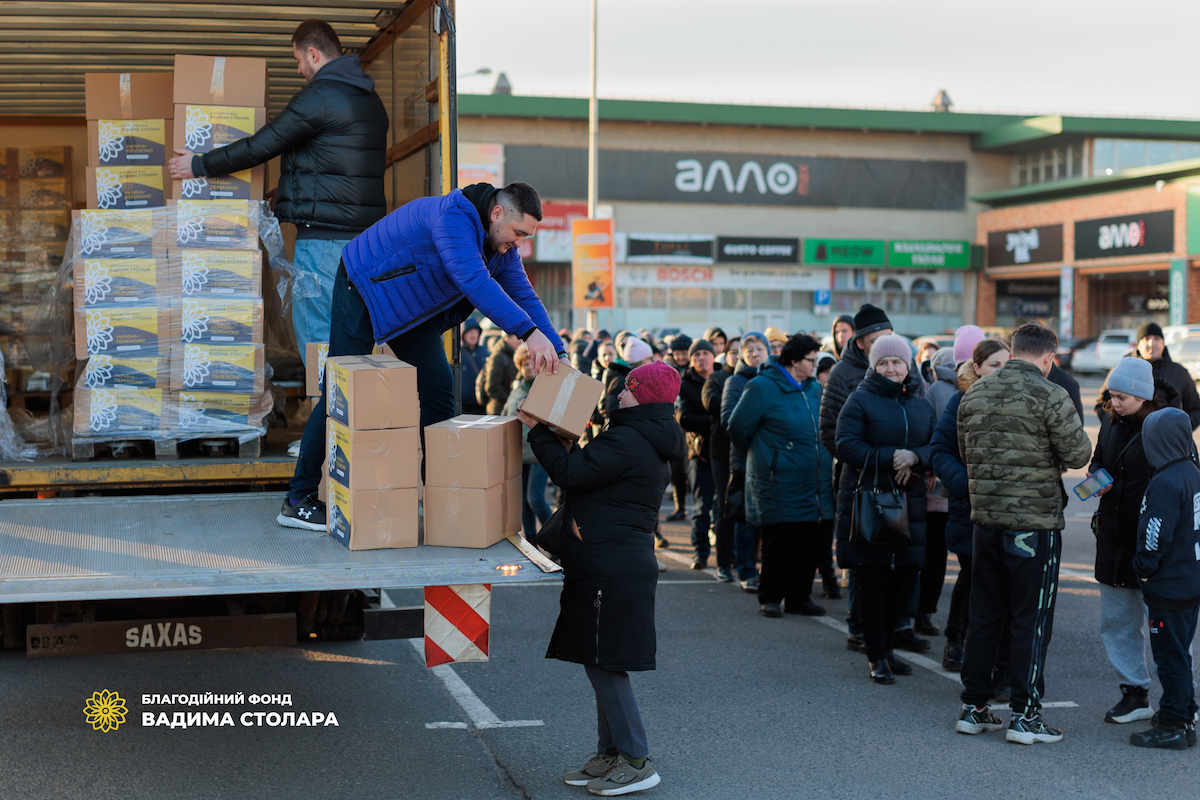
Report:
278,181,567,530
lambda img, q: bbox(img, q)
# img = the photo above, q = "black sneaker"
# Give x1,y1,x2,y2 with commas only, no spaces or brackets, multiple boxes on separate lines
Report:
277,494,327,531
1105,684,1153,724
915,613,940,636
759,603,782,618
1006,712,1063,744
942,640,964,672
846,635,867,654
821,577,842,600
956,704,1005,735
785,599,826,616
893,629,932,652
1130,721,1190,750
1151,711,1198,747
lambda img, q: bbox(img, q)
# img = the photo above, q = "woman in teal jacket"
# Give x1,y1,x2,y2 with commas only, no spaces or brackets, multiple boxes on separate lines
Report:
728,334,834,619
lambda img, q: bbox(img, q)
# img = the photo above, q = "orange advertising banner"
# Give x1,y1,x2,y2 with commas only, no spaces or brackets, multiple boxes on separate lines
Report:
571,218,615,309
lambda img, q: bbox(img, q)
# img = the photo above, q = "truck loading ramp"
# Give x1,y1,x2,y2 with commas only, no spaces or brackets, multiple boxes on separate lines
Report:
0,493,560,604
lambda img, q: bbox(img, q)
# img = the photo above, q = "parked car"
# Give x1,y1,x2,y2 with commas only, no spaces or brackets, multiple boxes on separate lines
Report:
1171,336,1200,382
1055,337,1095,371
1162,325,1200,346
1070,329,1135,373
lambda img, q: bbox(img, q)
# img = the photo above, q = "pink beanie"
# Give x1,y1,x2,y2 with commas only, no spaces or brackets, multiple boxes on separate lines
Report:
626,361,681,405
868,334,913,370
953,325,986,364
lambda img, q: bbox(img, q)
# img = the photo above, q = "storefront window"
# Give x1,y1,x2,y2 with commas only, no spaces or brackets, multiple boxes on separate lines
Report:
750,289,784,310
833,291,866,313
670,288,707,310
719,289,747,310
1116,140,1146,171
1011,142,1085,186
790,291,814,312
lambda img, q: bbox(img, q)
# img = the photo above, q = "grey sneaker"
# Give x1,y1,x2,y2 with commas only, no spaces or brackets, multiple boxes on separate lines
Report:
1006,712,1063,744
586,755,660,796
565,753,617,787
956,704,1005,735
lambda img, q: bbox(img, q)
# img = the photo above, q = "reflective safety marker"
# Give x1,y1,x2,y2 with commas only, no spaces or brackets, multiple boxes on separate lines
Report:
424,584,490,667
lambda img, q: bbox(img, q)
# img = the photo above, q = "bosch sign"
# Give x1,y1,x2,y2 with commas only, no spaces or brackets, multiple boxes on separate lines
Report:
1074,210,1174,260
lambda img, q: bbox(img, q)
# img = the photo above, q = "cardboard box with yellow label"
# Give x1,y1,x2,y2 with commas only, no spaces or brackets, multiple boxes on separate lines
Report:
87,166,170,209
327,418,420,492
325,354,418,431
74,301,176,360
328,483,418,551
306,341,329,397
73,385,166,436
170,343,264,393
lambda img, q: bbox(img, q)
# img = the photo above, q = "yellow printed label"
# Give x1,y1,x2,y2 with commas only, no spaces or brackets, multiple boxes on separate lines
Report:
326,360,351,426
84,306,163,355
80,258,161,305
178,169,256,201
83,355,164,389
85,386,163,433
177,249,258,296
179,343,259,391
94,166,164,209
76,209,160,258
96,119,168,165
174,199,255,248
328,480,353,545
181,105,258,153
174,390,257,431
179,298,259,344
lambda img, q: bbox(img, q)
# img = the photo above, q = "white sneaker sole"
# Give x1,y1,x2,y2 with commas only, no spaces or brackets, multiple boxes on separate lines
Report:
588,771,661,796
1107,706,1154,724
1006,729,1063,744
276,512,327,532
956,719,1004,735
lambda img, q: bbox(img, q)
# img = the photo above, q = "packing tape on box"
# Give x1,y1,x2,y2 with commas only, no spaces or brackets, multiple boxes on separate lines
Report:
211,56,226,104
119,73,132,119
452,414,497,437
549,370,579,422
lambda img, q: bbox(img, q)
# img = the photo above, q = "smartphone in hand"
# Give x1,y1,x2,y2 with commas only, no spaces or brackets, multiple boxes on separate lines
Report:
1073,468,1113,501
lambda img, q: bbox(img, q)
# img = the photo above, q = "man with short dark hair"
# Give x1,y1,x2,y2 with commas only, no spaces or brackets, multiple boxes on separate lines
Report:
168,19,389,365
276,181,567,530
954,322,1092,745
1094,322,1200,429
678,339,717,569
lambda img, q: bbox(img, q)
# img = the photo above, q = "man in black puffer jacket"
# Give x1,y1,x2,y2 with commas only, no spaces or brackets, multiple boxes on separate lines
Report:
168,19,389,362
1093,323,1200,429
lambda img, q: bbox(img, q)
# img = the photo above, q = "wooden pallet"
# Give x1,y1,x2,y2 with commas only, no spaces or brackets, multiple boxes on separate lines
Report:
70,434,263,462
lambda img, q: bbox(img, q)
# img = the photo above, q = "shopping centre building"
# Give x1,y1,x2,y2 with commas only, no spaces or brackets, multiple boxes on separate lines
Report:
458,94,1200,338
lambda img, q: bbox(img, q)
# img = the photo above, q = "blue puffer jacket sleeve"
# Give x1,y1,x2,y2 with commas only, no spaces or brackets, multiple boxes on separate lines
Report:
930,390,973,557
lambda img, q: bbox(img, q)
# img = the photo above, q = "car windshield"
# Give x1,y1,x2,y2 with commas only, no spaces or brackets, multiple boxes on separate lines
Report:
1101,335,1129,344
1175,338,1200,360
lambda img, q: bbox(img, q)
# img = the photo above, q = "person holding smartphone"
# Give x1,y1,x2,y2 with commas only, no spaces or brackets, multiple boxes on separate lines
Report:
1087,357,1179,725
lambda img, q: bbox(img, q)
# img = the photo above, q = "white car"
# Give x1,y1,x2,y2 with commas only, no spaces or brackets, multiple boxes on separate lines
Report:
1070,329,1135,373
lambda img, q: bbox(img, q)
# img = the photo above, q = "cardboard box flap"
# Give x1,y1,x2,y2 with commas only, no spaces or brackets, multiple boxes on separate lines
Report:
521,367,605,441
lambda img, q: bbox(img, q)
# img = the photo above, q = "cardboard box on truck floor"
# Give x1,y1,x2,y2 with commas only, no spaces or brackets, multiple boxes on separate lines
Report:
306,342,329,397
86,72,174,120
173,55,268,107
328,484,418,551
425,415,522,489
327,418,420,492
325,354,418,431
424,479,523,549
520,366,605,441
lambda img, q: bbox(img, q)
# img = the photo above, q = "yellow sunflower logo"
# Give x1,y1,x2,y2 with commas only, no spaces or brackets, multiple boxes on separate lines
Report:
83,689,127,732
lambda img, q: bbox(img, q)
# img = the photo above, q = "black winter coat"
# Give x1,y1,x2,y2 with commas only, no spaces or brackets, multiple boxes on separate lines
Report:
530,402,685,671
460,342,488,413
1089,379,1180,588
677,367,711,461
819,339,926,458
834,370,935,569
1049,364,1084,421
930,390,972,557
199,55,389,234
702,366,734,464
1135,408,1200,609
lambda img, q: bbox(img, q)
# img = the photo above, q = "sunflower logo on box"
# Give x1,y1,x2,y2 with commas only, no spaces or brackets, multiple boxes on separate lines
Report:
78,210,110,256
180,299,210,344
83,260,113,305
94,169,123,210
85,310,114,355
96,121,125,163
181,251,210,295
183,344,212,388
83,689,127,732
184,106,213,151
175,201,205,246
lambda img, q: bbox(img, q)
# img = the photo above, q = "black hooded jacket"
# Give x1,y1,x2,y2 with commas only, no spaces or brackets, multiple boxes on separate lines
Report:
197,55,389,235
1135,407,1200,609
531,402,685,671
1089,379,1180,588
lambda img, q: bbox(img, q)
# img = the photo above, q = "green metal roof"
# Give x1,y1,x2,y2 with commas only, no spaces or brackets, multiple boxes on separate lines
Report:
970,157,1200,207
459,95,1200,150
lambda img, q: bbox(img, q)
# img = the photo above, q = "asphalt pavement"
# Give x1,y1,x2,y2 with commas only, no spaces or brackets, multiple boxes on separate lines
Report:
1,373,1197,798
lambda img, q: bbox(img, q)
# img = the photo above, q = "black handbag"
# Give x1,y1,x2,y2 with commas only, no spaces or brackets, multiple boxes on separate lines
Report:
535,503,578,557
850,448,911,546
724,470,747,522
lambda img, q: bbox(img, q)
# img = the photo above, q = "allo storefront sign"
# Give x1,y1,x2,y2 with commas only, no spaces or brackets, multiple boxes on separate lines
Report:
803,238,885,266
571,218,615,309
887,240,970,268
986,224,1064,267
1074,210,1174,260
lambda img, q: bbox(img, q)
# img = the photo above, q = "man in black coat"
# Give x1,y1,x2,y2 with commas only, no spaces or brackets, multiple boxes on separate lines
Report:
702,344,738,581
459,319,487,415
1093,323,1200,429
677,339,717,570
168,19,389,363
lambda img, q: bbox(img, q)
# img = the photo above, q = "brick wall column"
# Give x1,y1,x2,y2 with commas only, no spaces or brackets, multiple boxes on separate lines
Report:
1073,270,1091,338
975,273,996,326
1188,262,1200,324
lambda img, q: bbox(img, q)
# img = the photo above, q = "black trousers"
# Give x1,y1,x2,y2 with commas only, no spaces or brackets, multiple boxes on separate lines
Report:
961,525,1060,716
670,454,689,514
858,564,906,661
1148,604,1200,724
710,458,735,570
757,520,830,608
920,512,949,615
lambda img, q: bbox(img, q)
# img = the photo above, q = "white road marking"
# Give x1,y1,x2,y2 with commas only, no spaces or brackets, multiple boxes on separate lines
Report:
407,638,545,731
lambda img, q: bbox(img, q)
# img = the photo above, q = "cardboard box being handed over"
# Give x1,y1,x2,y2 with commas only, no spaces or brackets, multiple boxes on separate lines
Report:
519,365,604,441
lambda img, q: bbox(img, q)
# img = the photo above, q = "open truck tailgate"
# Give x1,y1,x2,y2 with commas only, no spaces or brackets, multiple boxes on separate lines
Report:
0,493,560,604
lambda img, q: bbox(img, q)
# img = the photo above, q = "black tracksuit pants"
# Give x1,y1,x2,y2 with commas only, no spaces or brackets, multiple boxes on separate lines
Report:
757,520,830,609
1148,604,1200,724
961,525,1060,717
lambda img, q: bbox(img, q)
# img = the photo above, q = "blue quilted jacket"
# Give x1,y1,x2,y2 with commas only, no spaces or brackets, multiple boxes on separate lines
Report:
342,187,565,350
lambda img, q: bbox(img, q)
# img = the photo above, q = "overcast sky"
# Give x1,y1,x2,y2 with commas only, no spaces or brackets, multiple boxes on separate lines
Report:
455,0,1200,119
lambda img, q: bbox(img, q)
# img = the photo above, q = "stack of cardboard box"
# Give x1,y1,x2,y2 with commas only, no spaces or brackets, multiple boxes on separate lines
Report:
1,146,73,371
424,415,524,549
324,354,420,550
72,57,271,441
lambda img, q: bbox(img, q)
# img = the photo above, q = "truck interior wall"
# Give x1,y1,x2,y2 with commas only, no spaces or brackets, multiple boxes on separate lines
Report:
0,118,88,207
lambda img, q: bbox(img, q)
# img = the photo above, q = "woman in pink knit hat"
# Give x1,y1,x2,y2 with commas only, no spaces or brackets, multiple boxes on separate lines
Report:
518,360,684,794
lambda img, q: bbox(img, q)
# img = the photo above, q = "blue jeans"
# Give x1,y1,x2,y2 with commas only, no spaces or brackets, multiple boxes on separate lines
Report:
687,458,715,561
734,521,758,581
521,463,552,542
292,238,351,363
288,262,455,501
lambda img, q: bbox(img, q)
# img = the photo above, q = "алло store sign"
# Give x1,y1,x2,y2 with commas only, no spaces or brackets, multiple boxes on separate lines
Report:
1074,210,1174,260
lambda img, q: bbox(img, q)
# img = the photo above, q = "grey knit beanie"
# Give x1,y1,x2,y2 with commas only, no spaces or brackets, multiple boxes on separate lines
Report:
869,334,913,370
1106,357,1154,401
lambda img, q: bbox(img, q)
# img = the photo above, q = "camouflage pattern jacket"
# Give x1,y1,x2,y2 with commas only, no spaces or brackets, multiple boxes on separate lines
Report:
957,358,1092,531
